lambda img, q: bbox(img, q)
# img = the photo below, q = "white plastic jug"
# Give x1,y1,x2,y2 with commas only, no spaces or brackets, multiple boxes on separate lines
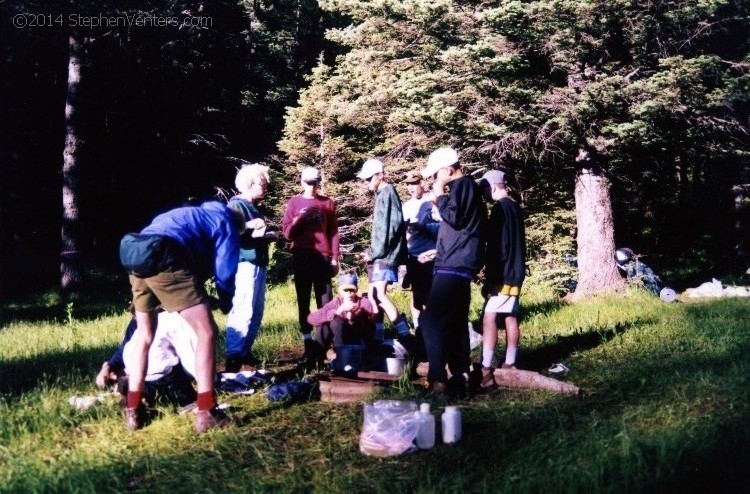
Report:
416,403,435,449
441,405,462,444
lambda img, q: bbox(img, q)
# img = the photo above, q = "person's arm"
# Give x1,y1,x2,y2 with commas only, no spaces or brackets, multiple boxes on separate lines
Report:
385,188,404,254
281,198,298,240
97,318,136,387
435,179,471,229
417,201,439,238
214,223,241,313
327,199,340,272
307,298,341,326
282,198,312,241
369,192,388,260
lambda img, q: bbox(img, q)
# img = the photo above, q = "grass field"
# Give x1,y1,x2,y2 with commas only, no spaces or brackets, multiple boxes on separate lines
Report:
1,281,749,493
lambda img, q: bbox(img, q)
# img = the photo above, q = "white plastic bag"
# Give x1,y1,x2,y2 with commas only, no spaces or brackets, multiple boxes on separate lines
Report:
360,400,419,457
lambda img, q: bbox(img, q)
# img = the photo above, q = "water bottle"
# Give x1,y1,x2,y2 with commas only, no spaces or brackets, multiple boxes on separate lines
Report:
441,405,462,444
416,403,435,449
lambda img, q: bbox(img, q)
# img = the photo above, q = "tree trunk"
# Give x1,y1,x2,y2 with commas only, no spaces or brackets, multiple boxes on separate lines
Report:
571,168,625,298
61,33,83,296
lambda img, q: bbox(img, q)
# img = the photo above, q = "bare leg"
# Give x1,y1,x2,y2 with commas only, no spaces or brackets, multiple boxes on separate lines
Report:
129,310,157,394
371,280,398,322
179,303,217,394
482,310,498,367
504,315,520,365
410,291,421,327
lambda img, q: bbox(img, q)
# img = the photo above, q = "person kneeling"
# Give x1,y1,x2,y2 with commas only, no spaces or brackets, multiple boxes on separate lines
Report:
96,309,197,408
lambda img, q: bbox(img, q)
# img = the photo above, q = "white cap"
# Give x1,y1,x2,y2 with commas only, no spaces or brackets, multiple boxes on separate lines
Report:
421,147,459,179
300,166,321,183
357,158,384,180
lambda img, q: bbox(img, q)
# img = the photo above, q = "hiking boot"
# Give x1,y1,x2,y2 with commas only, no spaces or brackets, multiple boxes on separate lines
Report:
125,405,145,431
195,406,231,434
480,367,497,389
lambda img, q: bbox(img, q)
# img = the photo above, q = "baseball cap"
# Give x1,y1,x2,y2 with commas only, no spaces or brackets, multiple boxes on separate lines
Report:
338,273,358,290
403,171,422,184
421,147,459,179
357,159,384,180
478,169,506,188
301,167,321,183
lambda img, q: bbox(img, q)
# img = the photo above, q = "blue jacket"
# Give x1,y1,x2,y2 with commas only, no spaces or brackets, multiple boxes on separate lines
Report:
141,201,240,309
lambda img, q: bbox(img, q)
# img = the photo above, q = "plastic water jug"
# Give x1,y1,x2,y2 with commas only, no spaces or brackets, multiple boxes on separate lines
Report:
416,403,435,449
441,405,462,444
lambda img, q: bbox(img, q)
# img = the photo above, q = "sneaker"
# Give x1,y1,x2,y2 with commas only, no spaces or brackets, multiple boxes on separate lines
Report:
480,367,497,389
195,406,231,434
501,362,516,370
125,406,145,431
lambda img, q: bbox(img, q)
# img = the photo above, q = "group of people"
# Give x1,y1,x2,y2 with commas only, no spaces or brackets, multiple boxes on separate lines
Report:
114,145,526,433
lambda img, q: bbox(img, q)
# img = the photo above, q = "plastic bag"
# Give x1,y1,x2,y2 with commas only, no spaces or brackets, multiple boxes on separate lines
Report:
360,400,419,457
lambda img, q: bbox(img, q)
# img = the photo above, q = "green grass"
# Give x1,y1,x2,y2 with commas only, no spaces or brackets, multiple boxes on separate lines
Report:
1,282,749,493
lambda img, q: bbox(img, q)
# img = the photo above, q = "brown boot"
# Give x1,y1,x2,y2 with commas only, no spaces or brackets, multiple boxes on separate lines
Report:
125,405,145,431
480,367,497,389
195,406,231,434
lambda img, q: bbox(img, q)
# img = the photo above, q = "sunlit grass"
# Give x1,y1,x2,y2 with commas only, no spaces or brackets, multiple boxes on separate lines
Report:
1,282,749,493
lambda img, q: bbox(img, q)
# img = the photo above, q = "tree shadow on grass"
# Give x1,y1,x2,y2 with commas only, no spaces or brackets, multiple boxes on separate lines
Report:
0,344,117,396
522,297,568,320
521,319,655,373
0,299,128,328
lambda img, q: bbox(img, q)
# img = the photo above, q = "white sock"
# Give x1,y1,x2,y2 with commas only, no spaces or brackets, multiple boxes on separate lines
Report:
482,348,495,368
505,346,517,365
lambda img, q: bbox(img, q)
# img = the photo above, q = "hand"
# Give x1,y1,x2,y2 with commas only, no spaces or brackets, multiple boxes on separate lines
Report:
417,249,436,264
432,177,448,196
96,362,112,389
247,218,265,230
339,299,358,312
330,259,339,276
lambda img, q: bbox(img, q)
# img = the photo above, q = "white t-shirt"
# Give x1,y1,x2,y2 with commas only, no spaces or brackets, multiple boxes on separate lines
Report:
123,312,197,381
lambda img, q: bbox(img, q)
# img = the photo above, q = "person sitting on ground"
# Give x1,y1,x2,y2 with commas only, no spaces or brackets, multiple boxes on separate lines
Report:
478,169,526,389
307,273,380,356
96,308,197,407
357,158,415,354
225,164,277,372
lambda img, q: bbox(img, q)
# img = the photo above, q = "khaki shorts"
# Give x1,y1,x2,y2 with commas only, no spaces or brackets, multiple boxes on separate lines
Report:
129,267,206,313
